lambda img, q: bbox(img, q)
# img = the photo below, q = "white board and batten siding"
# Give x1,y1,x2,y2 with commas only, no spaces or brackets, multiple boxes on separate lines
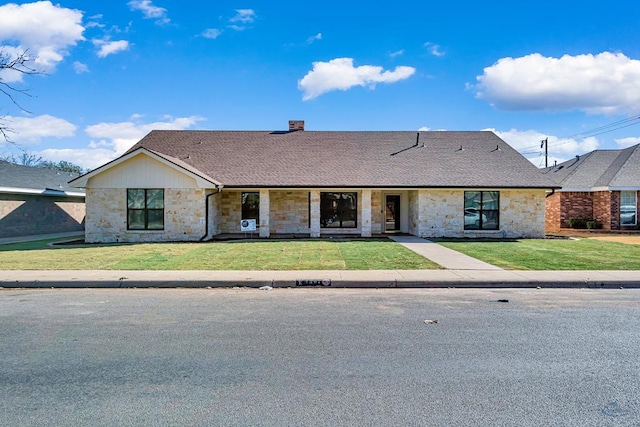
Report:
88,154,198,189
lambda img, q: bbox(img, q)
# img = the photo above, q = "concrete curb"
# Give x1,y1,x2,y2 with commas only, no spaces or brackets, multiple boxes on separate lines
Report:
2,277,639,289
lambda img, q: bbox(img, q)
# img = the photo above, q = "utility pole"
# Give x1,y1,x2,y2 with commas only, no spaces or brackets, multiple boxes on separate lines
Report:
540,138,548,168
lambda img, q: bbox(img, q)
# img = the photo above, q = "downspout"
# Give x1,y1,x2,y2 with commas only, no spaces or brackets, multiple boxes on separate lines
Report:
200,185,223,241
545,189,556,198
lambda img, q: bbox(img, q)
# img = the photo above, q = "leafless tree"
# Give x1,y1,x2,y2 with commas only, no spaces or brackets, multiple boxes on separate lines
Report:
1,50,41,141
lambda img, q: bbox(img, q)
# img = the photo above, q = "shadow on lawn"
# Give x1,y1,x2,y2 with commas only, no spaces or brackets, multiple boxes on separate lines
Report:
1,236,395,252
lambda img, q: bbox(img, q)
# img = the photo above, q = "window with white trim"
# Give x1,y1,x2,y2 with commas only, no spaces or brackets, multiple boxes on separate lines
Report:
620,191,637,226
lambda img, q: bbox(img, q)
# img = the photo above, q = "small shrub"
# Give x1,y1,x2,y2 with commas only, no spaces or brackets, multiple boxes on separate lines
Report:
567,217,587,229
586,219,601,230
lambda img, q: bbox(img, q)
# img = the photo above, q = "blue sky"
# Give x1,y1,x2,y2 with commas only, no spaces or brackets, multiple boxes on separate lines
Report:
1,0,640,170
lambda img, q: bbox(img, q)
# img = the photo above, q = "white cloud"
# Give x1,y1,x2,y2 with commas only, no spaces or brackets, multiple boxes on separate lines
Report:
487,128,600,166
418,126,430,131
127,0,169,24
615,137,640,148
73,61,89,74
307,33,322,44
202,29,222,39
33,116,204,170
0,115,76,144
84,115,205,159
298,57,416,100
390,49,405,59
93,39,130,58
230,9,256,23
227,9,256,31
0,1,84,81
474,52,640,115
37,147,117,171
424,42,445,57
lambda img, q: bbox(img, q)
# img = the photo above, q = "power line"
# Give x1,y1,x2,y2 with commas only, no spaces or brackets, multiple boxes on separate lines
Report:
516,113,640,153
565,114,640,139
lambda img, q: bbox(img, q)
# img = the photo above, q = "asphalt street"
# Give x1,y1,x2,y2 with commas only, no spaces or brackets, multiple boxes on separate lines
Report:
1,288,639,426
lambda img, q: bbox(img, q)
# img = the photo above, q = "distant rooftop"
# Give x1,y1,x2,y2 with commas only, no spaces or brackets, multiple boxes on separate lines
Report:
542,144,640,190
0,160,85,195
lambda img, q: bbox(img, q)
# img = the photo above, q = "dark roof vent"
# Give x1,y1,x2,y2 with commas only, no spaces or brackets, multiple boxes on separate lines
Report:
289,120,304,132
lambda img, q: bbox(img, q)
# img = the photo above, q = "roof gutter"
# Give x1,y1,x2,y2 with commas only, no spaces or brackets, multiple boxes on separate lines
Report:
200,185,223,241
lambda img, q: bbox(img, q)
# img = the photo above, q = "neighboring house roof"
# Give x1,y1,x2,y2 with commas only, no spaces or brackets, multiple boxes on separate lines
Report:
0,160,85,197
78,129,556,189
543,144,640,191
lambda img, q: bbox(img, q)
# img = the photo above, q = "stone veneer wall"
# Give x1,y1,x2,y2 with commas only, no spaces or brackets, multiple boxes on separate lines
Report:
270,191,309,234
218,191,242,233
408,190,419,235
499,190,546,238
371,191,383,234
412,189,546,238
0,194,85,238
85,188,206,243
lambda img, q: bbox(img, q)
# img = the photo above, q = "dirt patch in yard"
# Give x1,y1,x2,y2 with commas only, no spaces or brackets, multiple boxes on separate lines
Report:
585,235,640,245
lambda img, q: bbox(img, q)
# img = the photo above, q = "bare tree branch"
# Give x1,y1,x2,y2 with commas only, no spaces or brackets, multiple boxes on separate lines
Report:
1,49,44,142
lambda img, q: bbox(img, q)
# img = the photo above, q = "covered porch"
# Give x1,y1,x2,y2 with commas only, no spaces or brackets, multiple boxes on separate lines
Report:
209,188,413,239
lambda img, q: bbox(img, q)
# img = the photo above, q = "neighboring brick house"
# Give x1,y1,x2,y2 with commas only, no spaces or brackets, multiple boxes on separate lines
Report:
0,160,85,238
544,143,640,232
70,121,559,243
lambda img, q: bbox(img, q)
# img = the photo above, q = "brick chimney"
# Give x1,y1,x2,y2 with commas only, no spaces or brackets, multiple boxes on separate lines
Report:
288,120,305,132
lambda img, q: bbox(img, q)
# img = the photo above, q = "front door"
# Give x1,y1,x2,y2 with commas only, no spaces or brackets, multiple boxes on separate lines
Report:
385,195,401,232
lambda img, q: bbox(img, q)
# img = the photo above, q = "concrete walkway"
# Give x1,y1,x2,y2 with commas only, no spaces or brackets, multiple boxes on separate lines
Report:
388,235,502,270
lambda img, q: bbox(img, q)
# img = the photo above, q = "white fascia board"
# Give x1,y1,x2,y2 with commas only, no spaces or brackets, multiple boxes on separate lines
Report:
608,186,640,191
557,187,592,192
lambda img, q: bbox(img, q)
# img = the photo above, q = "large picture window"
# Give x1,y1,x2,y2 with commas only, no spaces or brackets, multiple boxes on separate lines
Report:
464,191,499,230
127,189,164,230
241,192,260,222
620,191,637,226
321,192,357,228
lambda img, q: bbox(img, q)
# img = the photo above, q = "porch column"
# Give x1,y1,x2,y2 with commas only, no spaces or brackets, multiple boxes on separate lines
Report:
259,189,270,238
361,189,372,237
418,189,428,237
310,190,320,237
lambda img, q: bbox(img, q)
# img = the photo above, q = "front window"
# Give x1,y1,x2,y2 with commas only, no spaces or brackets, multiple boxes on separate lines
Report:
321,192,357,228
464,191,499,230
620,191,637,226
127,189,164,230
241,192,260,222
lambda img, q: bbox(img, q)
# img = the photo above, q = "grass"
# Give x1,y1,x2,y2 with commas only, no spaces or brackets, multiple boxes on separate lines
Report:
435,238,640,270
0,238,440,270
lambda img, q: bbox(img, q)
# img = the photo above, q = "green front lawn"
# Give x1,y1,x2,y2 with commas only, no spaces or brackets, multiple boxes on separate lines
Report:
0,238,440,270
436,238,640,270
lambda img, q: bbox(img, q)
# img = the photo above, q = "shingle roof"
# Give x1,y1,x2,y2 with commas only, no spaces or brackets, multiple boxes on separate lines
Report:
542,144,640,190
124,130,557,189
0,160,83,193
